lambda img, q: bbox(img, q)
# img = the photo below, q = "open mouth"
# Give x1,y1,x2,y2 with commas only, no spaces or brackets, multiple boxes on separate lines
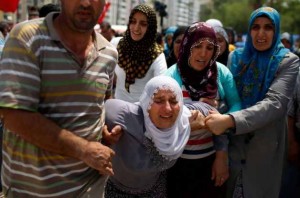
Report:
160,115,172,119
132,32,141,36
196,60,206,64
257,39,267,43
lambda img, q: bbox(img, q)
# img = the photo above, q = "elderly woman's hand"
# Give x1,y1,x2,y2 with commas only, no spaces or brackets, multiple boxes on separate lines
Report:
200,97,219,108
102,125,123,145
211,151,229,186
189,110,206,131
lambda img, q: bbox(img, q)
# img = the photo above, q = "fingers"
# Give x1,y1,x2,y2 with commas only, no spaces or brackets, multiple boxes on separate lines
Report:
96,152,115,176
208,110,219,115
190,110,199,120
83,142,116,175
102,125,110,137
215,176,225,186
104,166,114,176
103,125,123,145
103,161,114,176
111,125,122,135
211,170,215,180
110,131,123,144
98,162,114,176
213,174,228,186
109,148,115,157
200,98,218,108
101,149,115,175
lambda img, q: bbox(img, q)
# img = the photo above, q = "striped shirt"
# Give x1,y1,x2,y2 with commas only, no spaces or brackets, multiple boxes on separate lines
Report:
164,65,216,159
0,13,117,197
181,88,215,159
0,38,4,57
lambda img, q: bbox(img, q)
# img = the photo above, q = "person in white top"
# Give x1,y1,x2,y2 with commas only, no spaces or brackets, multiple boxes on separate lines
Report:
114,4,167,103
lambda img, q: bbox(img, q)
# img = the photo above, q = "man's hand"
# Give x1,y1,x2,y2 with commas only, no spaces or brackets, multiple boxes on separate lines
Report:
102,125,123,145
80,141,115,176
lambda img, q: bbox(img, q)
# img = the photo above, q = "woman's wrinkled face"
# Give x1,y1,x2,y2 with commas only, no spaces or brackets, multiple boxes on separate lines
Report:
174,34,184,60
216,33,226,55
129,11,148,41
189,40,214,71
250,16,274,51
148,89,180,129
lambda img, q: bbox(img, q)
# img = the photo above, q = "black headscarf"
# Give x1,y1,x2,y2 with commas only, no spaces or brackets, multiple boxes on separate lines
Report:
117,4,163,92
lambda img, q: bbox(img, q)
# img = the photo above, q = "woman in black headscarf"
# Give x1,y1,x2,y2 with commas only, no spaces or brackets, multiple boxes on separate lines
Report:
114,4,167,103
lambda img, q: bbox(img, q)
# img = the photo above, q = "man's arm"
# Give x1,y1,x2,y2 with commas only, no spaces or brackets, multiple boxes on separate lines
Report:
0,108,115,175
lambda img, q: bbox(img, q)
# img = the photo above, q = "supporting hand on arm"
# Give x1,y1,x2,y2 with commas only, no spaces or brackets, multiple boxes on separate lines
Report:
205,110,235,135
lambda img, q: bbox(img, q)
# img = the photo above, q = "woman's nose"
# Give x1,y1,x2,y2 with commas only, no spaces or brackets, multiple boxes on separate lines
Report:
258,28,265,37
199,49,206,57
133,23,140,31
163,101,172,112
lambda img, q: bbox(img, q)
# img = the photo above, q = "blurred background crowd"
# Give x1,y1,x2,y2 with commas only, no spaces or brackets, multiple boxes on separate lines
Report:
1,0,300,55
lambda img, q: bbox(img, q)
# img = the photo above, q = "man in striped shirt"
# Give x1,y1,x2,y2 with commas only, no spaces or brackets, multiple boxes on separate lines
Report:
0,0,120,197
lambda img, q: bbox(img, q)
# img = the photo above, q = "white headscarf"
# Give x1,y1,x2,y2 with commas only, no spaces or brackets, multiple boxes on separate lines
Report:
139,76,191,160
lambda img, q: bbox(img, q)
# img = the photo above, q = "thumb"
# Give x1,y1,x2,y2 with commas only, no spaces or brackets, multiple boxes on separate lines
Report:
192,110,199,120
102,125,110,136
208,110,219,115
211,169,215,180
111,125,122,135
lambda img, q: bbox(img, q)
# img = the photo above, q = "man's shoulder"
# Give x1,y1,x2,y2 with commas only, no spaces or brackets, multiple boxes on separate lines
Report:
11,18,45,34
95,32,118,59
95,32,116,49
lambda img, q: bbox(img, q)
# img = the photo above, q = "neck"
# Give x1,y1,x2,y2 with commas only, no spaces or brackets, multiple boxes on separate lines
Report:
55,15,93,45
54,15,94,64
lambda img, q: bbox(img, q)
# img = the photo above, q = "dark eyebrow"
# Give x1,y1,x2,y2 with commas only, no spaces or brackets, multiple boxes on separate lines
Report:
265,23,274,26
153,95,163,100
139,20,148,23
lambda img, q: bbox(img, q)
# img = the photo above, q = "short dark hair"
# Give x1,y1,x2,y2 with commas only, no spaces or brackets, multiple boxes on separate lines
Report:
28,6,39,18
0,21,9,33
39,3,60,17
100,21,111,29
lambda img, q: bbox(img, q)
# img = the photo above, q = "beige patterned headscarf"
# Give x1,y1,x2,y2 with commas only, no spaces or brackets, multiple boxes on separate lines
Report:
117,4,163,92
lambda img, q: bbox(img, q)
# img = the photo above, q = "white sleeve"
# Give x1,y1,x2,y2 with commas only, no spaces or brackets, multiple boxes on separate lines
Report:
152,53,167,76
110,37,122,48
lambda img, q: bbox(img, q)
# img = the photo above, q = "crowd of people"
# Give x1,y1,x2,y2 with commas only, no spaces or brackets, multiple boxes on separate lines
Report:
0,1,299,198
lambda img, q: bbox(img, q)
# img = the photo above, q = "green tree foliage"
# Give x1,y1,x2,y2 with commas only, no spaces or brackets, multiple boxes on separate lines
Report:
201,0,300,35
271,0,300,34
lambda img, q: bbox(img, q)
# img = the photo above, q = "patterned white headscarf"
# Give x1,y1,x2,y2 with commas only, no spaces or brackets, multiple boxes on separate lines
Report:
138,76,191,160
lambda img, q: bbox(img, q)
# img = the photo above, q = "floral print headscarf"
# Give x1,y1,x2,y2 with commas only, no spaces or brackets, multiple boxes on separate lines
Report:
230,7,290,108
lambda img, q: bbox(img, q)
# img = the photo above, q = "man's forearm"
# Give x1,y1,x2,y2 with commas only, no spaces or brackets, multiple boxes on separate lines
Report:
0,108,88,160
